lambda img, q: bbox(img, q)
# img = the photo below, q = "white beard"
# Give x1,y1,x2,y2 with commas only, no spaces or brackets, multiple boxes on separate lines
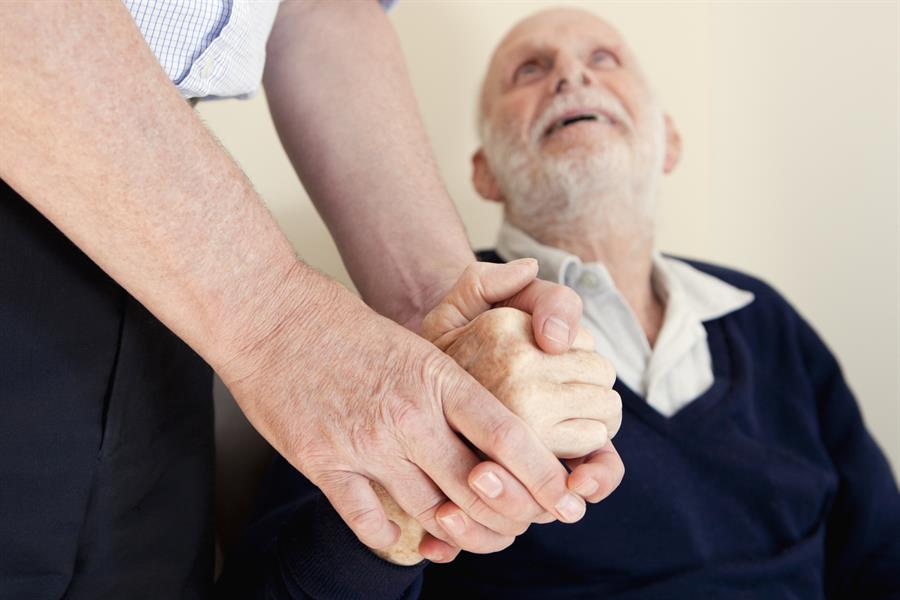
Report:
481,91,665,240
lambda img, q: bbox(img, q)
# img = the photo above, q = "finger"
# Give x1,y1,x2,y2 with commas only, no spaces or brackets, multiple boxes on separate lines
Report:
409,425,538,539
552,383,622,426
497,278,583,355
467,461,546,524
433,501,517,554
565,441,625,503
502,381,618,429
418,533,460,563
421,259,539,343
543,351,616,387
317,470,400,550
546,419,608,459
533,511,557,524
371,460,461,547
444,382,587,524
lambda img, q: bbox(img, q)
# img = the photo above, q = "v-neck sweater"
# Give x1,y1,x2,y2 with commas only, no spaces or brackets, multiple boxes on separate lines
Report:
219,255,900,600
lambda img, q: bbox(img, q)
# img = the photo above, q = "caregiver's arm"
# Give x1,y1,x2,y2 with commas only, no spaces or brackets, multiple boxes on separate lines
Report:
264,1,580,350
0,1,585,559
264,0,469,333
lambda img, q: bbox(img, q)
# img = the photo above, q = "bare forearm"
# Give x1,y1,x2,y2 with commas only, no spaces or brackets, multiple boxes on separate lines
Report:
264,0,475,329
0,1,336,374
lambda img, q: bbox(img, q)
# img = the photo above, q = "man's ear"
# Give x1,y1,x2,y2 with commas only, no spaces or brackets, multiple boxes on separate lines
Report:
662,113,682,174
472,148,503,202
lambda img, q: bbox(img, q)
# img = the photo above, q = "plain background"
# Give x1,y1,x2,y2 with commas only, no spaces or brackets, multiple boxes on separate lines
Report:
200,0,900,531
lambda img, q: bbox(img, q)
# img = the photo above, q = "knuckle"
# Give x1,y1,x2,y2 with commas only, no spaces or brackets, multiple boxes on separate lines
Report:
459,497,524,537
596,355,616,386
497,379,540,415
485,416,527,457
464,262,485,278
345,505,385,539
530,467,565,502
545,284,582,317
412,496,447,525
491,347,532,383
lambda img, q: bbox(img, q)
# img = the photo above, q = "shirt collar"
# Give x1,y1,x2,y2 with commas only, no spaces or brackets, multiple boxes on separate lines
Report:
495,221,754,322
496,221,580,284
655,252,754,322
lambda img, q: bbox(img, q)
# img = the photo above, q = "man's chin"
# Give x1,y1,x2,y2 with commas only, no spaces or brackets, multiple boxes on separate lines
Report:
540,151,630,185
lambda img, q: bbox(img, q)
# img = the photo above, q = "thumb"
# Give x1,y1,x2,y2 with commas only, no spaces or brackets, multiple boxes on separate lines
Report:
421,259,538,343
496,277,583,354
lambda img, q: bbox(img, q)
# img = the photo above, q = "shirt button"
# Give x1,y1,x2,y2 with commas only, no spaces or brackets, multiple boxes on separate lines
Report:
578,272,600,289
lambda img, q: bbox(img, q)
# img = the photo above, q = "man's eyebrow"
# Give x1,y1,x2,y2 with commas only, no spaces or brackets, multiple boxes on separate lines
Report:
502,36,624,65
501,40,548,65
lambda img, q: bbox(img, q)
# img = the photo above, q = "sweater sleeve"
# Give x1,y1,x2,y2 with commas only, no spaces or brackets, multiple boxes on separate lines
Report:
795,315,900,598
216,457,426,600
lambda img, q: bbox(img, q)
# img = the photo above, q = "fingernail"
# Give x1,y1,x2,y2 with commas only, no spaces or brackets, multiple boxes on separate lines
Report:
554,493,585,522
439,513,466,536
575,478,599,498
472,472,503,499
543,317,570,345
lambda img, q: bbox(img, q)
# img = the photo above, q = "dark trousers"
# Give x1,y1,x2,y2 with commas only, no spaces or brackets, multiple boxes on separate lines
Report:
0,180,214,598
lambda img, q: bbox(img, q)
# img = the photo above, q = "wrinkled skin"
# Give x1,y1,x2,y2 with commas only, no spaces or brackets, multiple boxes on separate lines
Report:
374,296,621,565
434,307,620,458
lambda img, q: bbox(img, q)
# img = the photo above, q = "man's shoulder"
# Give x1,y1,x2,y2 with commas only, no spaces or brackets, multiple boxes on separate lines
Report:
666,255,802,333
666,255,788,310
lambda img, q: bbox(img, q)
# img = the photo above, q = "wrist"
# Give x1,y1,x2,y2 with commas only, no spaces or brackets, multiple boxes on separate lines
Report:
390,258,474,334
212,258,364,390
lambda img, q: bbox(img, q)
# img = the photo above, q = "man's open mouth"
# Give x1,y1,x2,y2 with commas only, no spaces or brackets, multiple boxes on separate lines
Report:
544,112,614,138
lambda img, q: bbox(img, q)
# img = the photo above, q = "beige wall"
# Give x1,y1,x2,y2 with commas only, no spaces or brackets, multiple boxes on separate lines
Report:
201,1,899,477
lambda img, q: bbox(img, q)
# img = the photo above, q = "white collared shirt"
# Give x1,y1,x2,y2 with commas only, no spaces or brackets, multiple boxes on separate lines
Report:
496,222,754,417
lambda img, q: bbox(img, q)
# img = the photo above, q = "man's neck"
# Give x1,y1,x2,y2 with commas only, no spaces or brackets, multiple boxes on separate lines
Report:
511,212,665,347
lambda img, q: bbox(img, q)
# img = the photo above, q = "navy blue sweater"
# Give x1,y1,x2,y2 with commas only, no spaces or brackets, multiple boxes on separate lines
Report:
218,255,900,600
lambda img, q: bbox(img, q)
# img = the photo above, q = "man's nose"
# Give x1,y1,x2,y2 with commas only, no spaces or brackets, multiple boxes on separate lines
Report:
553,57,594,94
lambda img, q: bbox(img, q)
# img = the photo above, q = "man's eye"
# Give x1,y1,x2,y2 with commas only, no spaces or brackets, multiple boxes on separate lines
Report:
514,61,544,84
590,49,618,68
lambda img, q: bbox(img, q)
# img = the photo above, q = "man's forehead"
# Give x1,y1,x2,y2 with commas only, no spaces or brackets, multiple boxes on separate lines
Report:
479,9,640,120
492,9,625,67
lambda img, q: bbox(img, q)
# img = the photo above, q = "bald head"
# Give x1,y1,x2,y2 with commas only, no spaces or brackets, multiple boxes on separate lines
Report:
470,7,680,241
479,8,637,129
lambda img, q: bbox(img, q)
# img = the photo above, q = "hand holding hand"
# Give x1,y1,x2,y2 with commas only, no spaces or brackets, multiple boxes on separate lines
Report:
373,262,623,565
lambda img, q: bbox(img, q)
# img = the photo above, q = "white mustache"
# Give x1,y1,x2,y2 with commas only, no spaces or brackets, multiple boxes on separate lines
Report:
530,91,629,144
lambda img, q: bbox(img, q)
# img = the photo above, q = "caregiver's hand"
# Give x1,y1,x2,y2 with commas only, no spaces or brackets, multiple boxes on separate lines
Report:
221,259,586,562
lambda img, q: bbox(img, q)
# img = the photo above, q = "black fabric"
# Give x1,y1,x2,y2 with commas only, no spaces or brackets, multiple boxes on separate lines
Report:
0,180,214,599
224,250,900,600
216,460,424,600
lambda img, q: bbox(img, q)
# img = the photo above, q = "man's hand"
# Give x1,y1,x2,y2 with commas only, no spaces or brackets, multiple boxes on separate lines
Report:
429,307,621,458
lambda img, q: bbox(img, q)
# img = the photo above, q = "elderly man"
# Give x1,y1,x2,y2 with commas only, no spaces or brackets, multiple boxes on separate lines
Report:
220,7,900,599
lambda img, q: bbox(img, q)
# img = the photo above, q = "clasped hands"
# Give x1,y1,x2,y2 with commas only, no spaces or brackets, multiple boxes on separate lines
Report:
374,260,623,564
224,258,624,567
